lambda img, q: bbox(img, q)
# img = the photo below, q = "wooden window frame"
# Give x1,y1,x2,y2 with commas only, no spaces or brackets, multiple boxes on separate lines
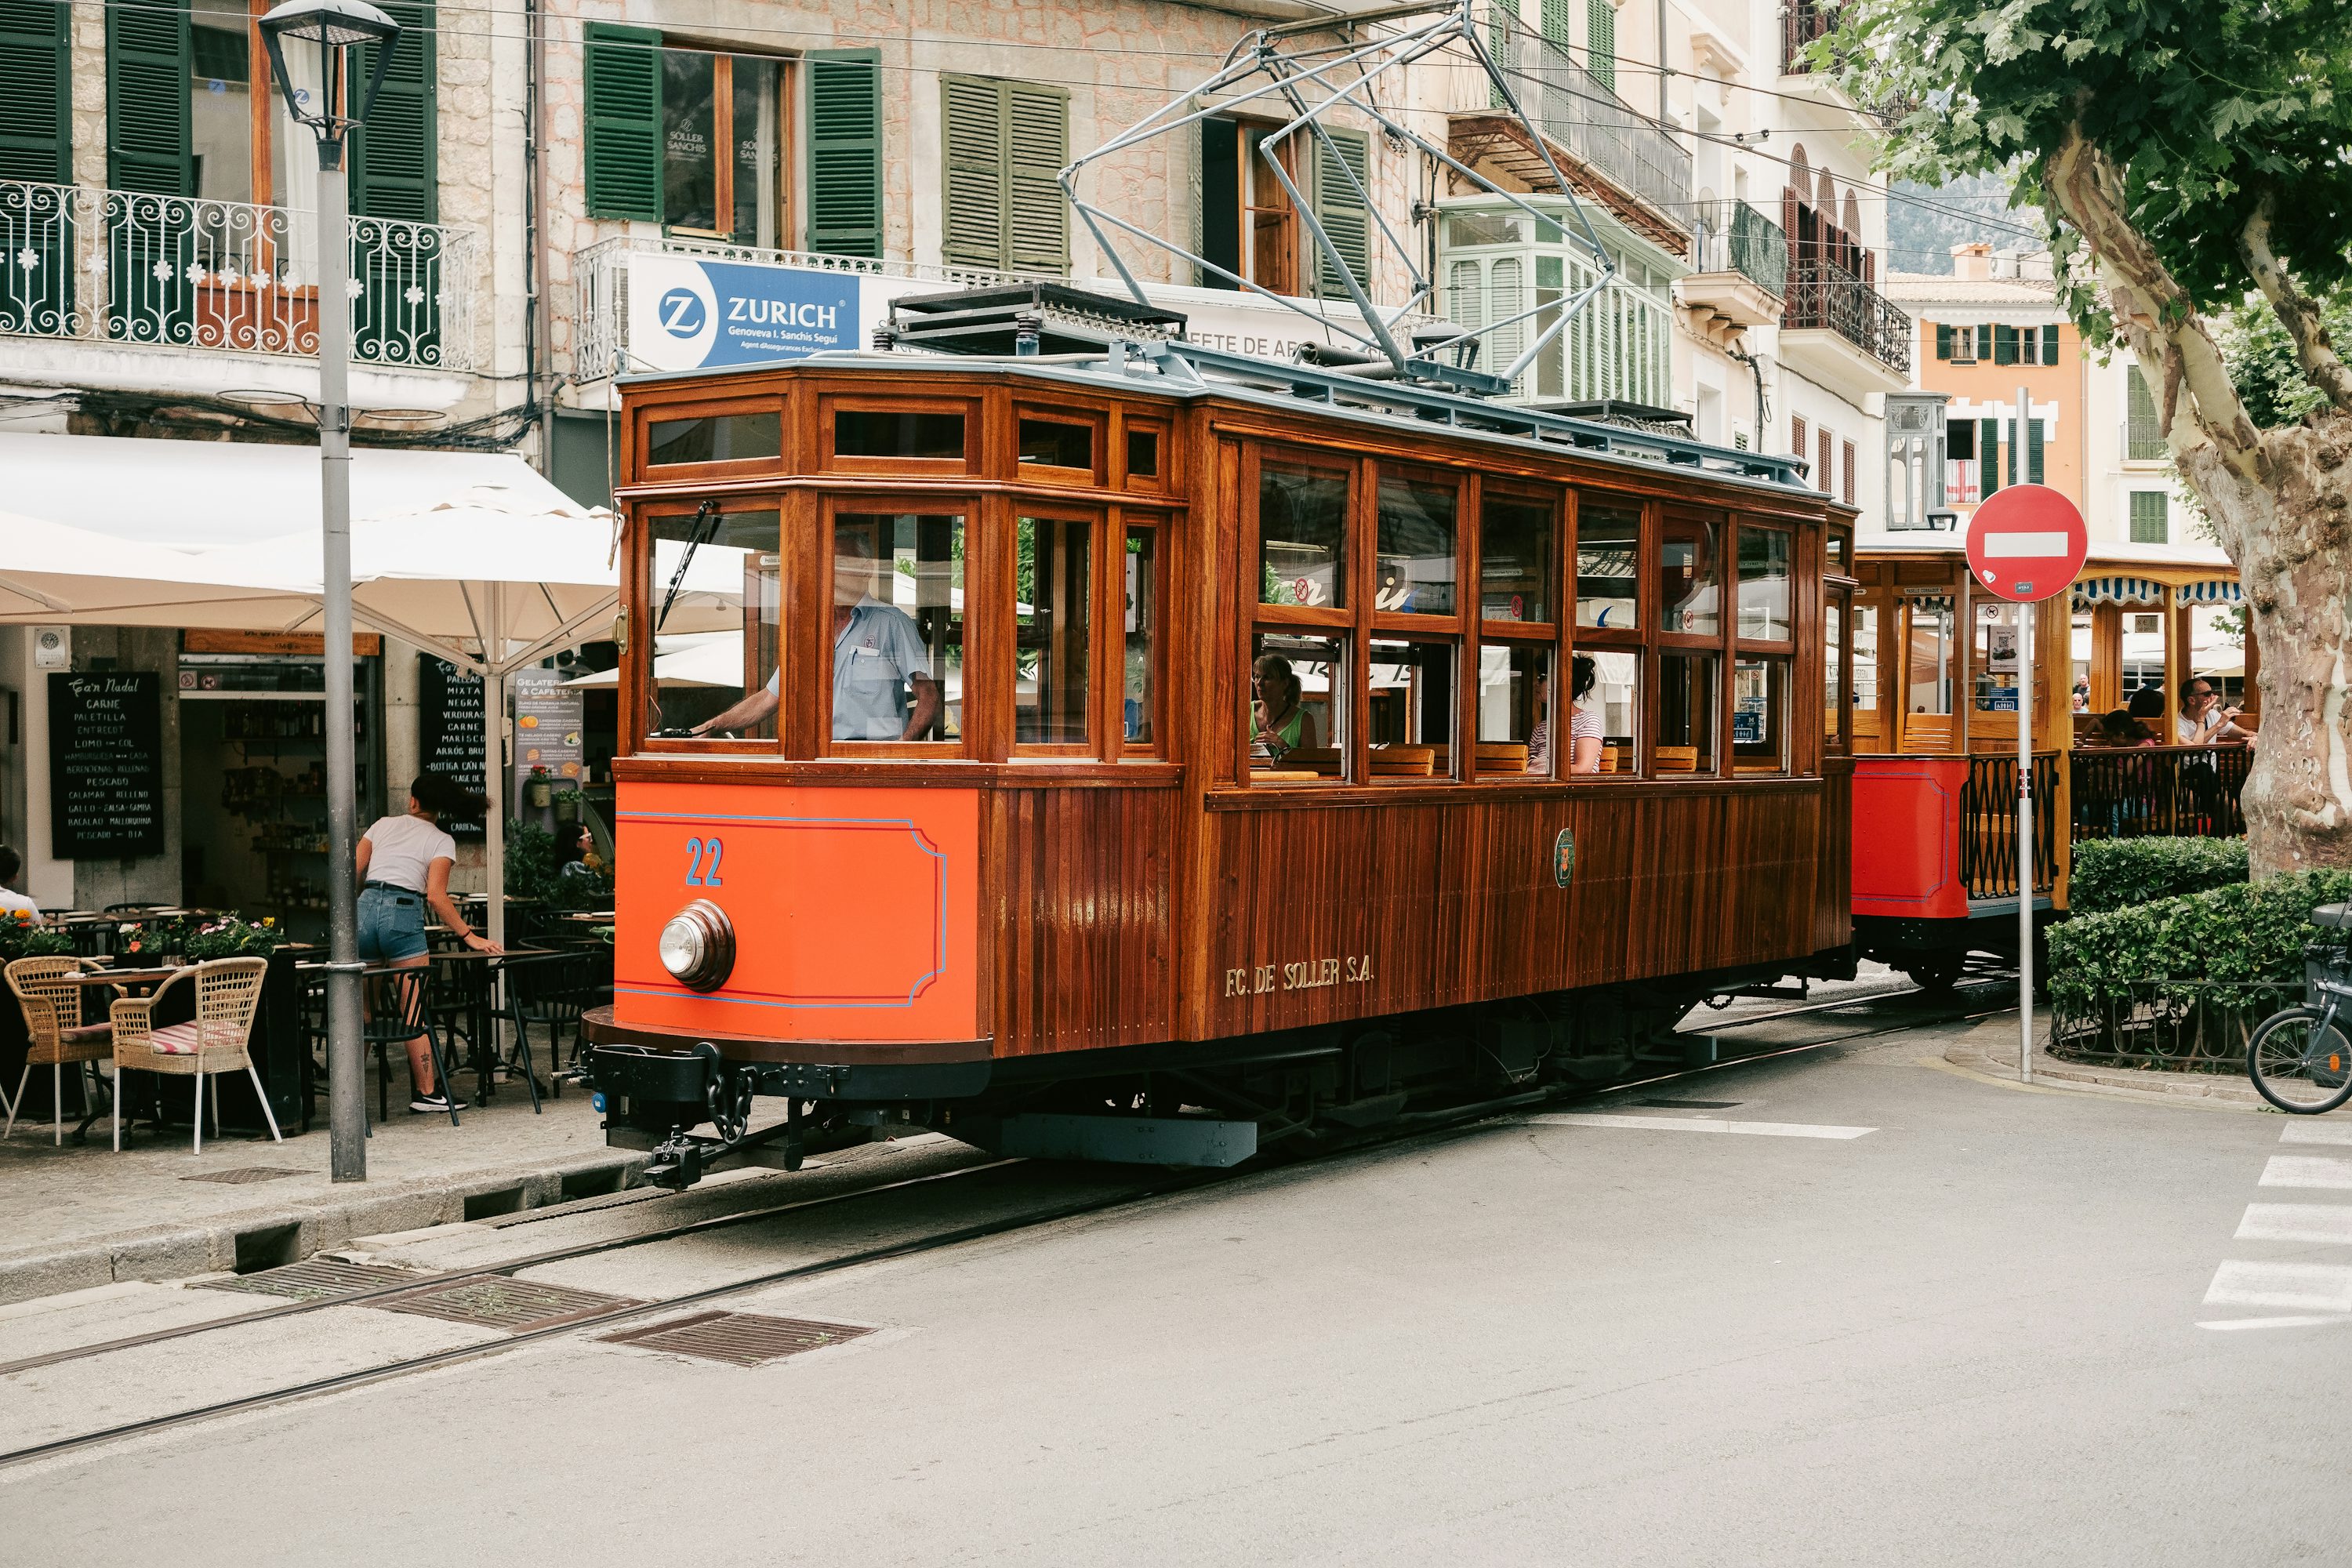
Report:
1117,413,1169,494
1370,460,1467,634
816,490,987,760
1011,404,1107,489
1007,498,1106,757
1110,507,1166,760
1733,520,1798,654
659,49,795,246
1654,506,1728,779
821,394,982,477
1365,631,1464,783
638,394,789,481
1568,488,1648,780
1243,442,1354,786
1472,478,1560,782
630,492,788,758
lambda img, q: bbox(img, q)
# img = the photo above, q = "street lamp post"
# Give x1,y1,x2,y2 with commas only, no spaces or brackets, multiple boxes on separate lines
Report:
260,0,401,1183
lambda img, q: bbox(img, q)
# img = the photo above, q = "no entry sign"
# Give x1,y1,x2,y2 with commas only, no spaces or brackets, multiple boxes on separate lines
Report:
1965,484,2088,604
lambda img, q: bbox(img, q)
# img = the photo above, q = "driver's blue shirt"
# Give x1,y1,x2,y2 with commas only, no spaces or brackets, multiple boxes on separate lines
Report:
828,596,933,739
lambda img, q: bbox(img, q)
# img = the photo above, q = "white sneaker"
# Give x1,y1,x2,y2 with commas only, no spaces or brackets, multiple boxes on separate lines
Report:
410,1093,459,1114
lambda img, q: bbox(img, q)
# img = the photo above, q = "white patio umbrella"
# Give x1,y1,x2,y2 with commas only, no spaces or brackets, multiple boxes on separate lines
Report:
564,631,741,690
0,511,319,628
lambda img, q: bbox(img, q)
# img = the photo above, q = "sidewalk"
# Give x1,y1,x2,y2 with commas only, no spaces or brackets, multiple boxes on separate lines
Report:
0,1085,644,1305
1942,1009,2267,1110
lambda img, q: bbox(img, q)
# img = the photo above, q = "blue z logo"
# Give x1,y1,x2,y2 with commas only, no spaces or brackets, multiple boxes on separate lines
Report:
684,837,724,887
658,288,706,337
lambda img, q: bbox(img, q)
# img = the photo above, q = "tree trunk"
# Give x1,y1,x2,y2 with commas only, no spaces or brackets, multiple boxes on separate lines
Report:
2202,410,2352,875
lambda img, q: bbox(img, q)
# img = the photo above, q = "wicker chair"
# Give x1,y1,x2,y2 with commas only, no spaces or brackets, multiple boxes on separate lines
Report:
110,957,278,1153
5,956,114,1145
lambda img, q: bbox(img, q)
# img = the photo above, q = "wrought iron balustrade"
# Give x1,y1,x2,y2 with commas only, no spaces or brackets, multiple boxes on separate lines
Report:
1781,0,1836,74
0,179,484,372
1782,258,1911,376
1461,5,1691,219
1686,200,1786,296
2071,744,2251,842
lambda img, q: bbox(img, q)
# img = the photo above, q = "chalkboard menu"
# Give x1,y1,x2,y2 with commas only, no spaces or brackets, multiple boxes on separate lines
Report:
49,671,165,858
418,656,488,840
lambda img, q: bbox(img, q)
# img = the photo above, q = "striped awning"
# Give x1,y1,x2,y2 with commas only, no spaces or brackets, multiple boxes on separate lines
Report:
2072,575,2168,608
2176,578,2243,604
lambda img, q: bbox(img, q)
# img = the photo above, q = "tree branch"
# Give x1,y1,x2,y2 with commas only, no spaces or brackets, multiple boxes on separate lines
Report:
2238,194,2352,416
2043,126,2264,482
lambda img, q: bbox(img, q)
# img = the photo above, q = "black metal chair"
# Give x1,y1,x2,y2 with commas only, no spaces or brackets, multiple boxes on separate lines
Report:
362,966,464,1127
502,952,612,1112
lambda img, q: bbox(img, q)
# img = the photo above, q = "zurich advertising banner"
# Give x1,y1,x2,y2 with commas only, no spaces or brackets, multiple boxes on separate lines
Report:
627,253,862,372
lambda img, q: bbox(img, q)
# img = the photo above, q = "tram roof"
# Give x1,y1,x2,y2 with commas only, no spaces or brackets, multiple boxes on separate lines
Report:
1856,529,2235,577
619,342,1823,504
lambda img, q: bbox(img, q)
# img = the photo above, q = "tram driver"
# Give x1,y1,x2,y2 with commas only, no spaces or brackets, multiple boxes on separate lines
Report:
689,530,942,741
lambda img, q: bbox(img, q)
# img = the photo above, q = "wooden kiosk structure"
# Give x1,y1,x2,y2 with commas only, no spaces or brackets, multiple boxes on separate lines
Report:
1846,530,2250,986
582,293,1860,1180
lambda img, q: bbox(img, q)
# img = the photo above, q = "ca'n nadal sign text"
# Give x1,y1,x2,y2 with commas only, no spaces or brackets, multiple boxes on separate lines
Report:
49,671,163,858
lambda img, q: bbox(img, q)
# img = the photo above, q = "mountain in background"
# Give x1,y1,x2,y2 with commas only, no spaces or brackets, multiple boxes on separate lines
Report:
1888,173,2043,274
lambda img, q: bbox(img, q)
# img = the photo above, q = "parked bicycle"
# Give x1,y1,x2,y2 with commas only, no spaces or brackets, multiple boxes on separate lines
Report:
2247,906,2352,1113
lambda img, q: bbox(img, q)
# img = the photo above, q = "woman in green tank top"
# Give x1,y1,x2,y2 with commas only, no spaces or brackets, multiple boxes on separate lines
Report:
1251,654,1319,757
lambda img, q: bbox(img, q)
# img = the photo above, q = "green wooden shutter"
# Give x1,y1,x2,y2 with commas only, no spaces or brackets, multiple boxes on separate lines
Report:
1975,323,1991,360
942,75,1004,267
351,3,436,222
2042,325,2060,365
1980,419,2001,495
1311,129,1369,297
805,49,880,259
107,1,191,194
1586,0,1615,91
2125,365,2165,459
2129,491,2168,543
1541,0,1572,47
584,23,662,222
1005,83,1067,274
2027,416,2044,484
1993,323,2016,365
1934,323,1951,360
0,0,68,183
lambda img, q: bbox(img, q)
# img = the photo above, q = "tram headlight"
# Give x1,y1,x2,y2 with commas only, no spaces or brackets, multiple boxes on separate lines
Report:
658,899,735,992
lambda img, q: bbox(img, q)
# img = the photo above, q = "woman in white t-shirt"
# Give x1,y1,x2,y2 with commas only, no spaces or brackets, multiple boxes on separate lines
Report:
1566,654,1606,774
356,771,500,1113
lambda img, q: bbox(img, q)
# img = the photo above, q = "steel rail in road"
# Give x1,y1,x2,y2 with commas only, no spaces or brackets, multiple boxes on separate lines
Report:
0,982,2014,1468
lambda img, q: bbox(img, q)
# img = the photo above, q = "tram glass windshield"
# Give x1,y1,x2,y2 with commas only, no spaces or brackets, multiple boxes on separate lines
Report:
827,512,965,744
648,506,779,739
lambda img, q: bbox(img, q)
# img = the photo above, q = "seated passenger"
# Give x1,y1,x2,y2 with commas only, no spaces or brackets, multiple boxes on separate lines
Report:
1566,654,1604,774
2176,676,2252,746
2092,707,2154,747
2126,685,2169,729
1251,655,1319,757
691,532,941,741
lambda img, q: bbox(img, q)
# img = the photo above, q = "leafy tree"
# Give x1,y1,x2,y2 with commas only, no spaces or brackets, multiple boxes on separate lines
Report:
1824,0,2352,875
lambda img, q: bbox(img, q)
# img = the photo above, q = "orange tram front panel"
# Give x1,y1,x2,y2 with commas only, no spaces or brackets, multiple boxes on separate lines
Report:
612,781,980,1047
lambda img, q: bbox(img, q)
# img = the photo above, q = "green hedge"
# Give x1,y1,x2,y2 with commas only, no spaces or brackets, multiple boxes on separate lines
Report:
2047,869,2352,1014
2068,837,2250,915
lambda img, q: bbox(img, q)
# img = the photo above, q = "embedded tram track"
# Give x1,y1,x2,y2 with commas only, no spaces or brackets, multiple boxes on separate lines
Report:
0,979,2013,1469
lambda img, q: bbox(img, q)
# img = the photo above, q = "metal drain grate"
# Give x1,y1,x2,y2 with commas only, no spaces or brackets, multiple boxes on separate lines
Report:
197,1259,422,1301
180,1167,309,1185
600,1312,876,1367
1638,1098,1743,1110
374,1276,640,1332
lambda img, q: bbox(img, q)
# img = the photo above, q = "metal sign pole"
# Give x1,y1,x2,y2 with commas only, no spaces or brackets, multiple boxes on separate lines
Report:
2016,383,2034,1082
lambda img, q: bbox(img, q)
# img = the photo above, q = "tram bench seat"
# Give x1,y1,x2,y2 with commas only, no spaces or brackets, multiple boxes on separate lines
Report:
1656,746,1700,773
1428,743,1531,774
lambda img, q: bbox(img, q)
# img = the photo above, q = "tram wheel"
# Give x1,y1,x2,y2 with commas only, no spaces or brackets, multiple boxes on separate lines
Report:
1902,949,1966,996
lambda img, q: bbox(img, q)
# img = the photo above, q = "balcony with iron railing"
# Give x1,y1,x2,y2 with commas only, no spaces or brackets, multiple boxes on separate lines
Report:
1780,0,1836,75
1448,5,1691,254
0,179,485,374
1673,199,1785,333
1780,254,1911,390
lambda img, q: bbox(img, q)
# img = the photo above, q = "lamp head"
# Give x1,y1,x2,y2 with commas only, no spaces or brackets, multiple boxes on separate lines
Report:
259,0,401,149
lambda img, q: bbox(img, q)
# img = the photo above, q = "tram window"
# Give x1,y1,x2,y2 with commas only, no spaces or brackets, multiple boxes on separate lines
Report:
1127,428,1160,481
1259,459,1348,608
1824,597,1847,739
1475,643,1548,775
1018,419,1094,472
828,514,965,743
1583,649,1640,774
1250,632,1345,780
1973,601,2023,715
834,410,966,461
1014,515,1091,746
1657,653,1718,774
1734,655,1789,773
646,508,780,742
1826,529,1848,574
1124,527,1156,746
1480,493,1553,624
1375,473,1457,616
1737,526,1792,641
648,412,780,467
1574,501,1640,629
1659,516,1719,637
1853,602,1882,736
1904,597,1955,717
1368,639,1455,779
2071,611,2094,713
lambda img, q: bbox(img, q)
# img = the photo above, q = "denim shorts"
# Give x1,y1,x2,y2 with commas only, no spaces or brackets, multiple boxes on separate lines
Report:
358,884,429,963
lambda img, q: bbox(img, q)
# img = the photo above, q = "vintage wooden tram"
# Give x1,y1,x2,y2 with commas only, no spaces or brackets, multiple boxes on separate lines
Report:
582,289,1859,1183
1845,530,2250,988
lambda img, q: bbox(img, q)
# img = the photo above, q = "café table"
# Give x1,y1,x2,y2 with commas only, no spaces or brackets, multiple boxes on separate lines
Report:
301,948,554,1107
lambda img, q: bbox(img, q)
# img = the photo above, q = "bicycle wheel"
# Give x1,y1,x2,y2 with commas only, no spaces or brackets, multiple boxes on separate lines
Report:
2248,1006,2352,1114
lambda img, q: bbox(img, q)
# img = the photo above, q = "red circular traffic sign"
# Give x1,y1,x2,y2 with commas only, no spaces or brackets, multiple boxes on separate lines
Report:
1965,484,2088,604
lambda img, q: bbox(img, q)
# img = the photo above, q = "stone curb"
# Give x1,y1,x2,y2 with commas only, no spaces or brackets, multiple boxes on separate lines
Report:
0,1146,649,1307
1944,1011,2268,1110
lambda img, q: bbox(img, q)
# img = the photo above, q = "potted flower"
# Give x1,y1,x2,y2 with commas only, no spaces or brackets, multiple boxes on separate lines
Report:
524,764,553,810
0,912,74,1094
552,786,583,825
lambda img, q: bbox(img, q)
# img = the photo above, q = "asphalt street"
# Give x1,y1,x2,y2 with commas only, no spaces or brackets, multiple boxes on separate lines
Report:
1,1021,2337,1566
